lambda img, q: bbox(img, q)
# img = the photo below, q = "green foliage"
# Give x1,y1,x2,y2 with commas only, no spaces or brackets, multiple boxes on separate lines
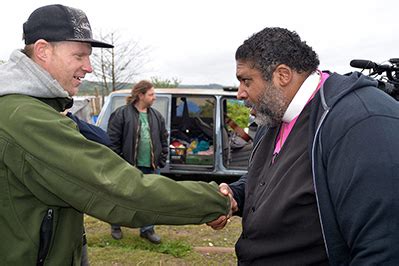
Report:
151,76,181,88
226,100,250,129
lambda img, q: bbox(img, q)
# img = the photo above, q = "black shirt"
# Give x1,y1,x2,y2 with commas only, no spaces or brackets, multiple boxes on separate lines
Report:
236,104,328,265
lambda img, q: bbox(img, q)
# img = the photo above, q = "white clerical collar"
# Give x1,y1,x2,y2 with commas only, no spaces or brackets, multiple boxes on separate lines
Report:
282,71,321,123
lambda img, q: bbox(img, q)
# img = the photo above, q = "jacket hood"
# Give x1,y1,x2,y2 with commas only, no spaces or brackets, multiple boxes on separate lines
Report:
308,71,380,167
320,71,378,111
0,49,69,98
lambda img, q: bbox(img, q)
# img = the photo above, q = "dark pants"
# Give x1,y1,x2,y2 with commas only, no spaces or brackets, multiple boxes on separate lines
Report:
111,166,159,234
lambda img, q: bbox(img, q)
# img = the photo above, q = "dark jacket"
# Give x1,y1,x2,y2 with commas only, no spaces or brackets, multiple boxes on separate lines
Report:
229,125,268,216
232,72,399,265
67,112,111,147
310,72,399,264
107,103,168,169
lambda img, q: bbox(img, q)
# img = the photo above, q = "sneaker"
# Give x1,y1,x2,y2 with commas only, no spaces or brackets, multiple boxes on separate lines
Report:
111,227,123,240
140,230,161,244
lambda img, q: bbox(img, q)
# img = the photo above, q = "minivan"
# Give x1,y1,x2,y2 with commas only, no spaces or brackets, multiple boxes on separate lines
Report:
96,87,255,181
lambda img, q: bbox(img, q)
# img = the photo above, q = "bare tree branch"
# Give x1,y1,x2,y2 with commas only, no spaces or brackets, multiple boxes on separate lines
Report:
91,30,151,94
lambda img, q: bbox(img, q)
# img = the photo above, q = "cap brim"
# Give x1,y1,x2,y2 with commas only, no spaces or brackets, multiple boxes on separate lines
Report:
67,38,114,48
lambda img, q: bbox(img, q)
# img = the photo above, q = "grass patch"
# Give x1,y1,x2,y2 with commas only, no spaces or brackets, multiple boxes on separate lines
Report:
157,241,192,257
85,215,242,265
90,236,191,258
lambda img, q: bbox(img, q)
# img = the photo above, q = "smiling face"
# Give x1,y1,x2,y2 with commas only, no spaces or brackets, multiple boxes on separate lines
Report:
236,60,289,127
42,41,93,96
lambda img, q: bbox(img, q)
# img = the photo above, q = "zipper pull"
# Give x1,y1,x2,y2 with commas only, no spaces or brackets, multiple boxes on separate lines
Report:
46,209,53,220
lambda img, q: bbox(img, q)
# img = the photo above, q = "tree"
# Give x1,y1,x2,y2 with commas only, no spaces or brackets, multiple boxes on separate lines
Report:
227,100,250,129
151,76,181,88
91,31,150,96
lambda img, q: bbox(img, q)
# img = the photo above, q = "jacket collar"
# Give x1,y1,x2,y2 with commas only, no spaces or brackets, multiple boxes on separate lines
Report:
36,97,74,112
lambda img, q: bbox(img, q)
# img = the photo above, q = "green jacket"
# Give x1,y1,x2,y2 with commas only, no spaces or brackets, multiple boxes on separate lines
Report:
0,94,229,265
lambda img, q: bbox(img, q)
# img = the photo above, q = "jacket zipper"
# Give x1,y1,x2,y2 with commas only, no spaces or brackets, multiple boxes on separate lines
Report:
248,133,265,164
147,111,156,169
37,208,54,266
311,85,330,258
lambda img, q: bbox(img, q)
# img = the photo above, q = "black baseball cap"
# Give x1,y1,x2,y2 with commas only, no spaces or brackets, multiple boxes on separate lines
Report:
23,4,113,48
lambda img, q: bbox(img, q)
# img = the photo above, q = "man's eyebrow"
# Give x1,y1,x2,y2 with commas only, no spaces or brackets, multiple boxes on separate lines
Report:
236,73,248,80
237,75,252,81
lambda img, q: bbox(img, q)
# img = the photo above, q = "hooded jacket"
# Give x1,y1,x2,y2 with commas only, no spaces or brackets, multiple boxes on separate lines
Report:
233,71,399,265
0,50,229,265
310,72,399,265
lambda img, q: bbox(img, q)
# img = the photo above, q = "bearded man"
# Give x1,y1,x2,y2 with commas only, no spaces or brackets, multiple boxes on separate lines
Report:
208,27,399,265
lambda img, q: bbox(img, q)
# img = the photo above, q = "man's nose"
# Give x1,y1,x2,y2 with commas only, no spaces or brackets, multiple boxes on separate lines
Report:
237,85,247,100
83,58,93,73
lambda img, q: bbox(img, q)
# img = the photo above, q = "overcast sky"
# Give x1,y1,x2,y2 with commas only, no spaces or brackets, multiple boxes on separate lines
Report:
1,0,398,86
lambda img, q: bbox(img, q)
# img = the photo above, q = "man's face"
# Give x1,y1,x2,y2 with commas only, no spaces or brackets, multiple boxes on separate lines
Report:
236,60,289,127
44,41,93,96
139,87,156,107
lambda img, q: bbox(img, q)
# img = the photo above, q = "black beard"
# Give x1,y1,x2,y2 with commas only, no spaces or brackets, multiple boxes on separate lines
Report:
254,83,289,127
244,100,253,109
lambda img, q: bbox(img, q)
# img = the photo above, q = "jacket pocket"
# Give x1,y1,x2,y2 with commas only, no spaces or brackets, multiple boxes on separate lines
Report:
36,208,54,266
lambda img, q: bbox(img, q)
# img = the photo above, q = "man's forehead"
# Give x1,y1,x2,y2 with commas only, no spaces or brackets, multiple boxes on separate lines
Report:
236,61,259,74
236,61,248,72
145,88,155,94
236,59,257,68
56,41,93,53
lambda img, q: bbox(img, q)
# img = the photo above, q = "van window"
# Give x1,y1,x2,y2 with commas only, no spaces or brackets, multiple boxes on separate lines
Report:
152,96,169,125
221,98,254,169
169,96,215,167
111,96,127,113
98,94,170,132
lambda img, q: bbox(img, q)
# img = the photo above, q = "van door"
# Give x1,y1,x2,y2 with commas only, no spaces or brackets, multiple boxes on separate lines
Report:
220,97,254,170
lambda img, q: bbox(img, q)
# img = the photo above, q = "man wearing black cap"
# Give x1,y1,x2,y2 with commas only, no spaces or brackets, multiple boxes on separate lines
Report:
0,5,233,265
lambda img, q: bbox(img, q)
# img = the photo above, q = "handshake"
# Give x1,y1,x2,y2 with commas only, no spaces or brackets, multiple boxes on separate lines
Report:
207,183,238,230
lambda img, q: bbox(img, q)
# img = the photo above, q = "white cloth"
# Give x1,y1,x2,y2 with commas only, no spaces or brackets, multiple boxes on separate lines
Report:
282,71,321,123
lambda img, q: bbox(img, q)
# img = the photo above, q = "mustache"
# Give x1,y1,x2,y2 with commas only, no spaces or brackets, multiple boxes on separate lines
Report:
244,100,256,114
243,100,253,108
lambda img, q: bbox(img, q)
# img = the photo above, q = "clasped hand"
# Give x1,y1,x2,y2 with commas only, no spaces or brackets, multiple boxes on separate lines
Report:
207,183,238,230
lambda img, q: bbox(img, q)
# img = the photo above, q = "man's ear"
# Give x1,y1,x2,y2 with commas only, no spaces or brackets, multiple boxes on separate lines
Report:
272,64,293,87
32,39,52,63
137,92,144,101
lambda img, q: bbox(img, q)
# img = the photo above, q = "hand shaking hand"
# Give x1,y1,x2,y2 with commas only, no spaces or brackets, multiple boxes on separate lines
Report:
207,183,238,230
